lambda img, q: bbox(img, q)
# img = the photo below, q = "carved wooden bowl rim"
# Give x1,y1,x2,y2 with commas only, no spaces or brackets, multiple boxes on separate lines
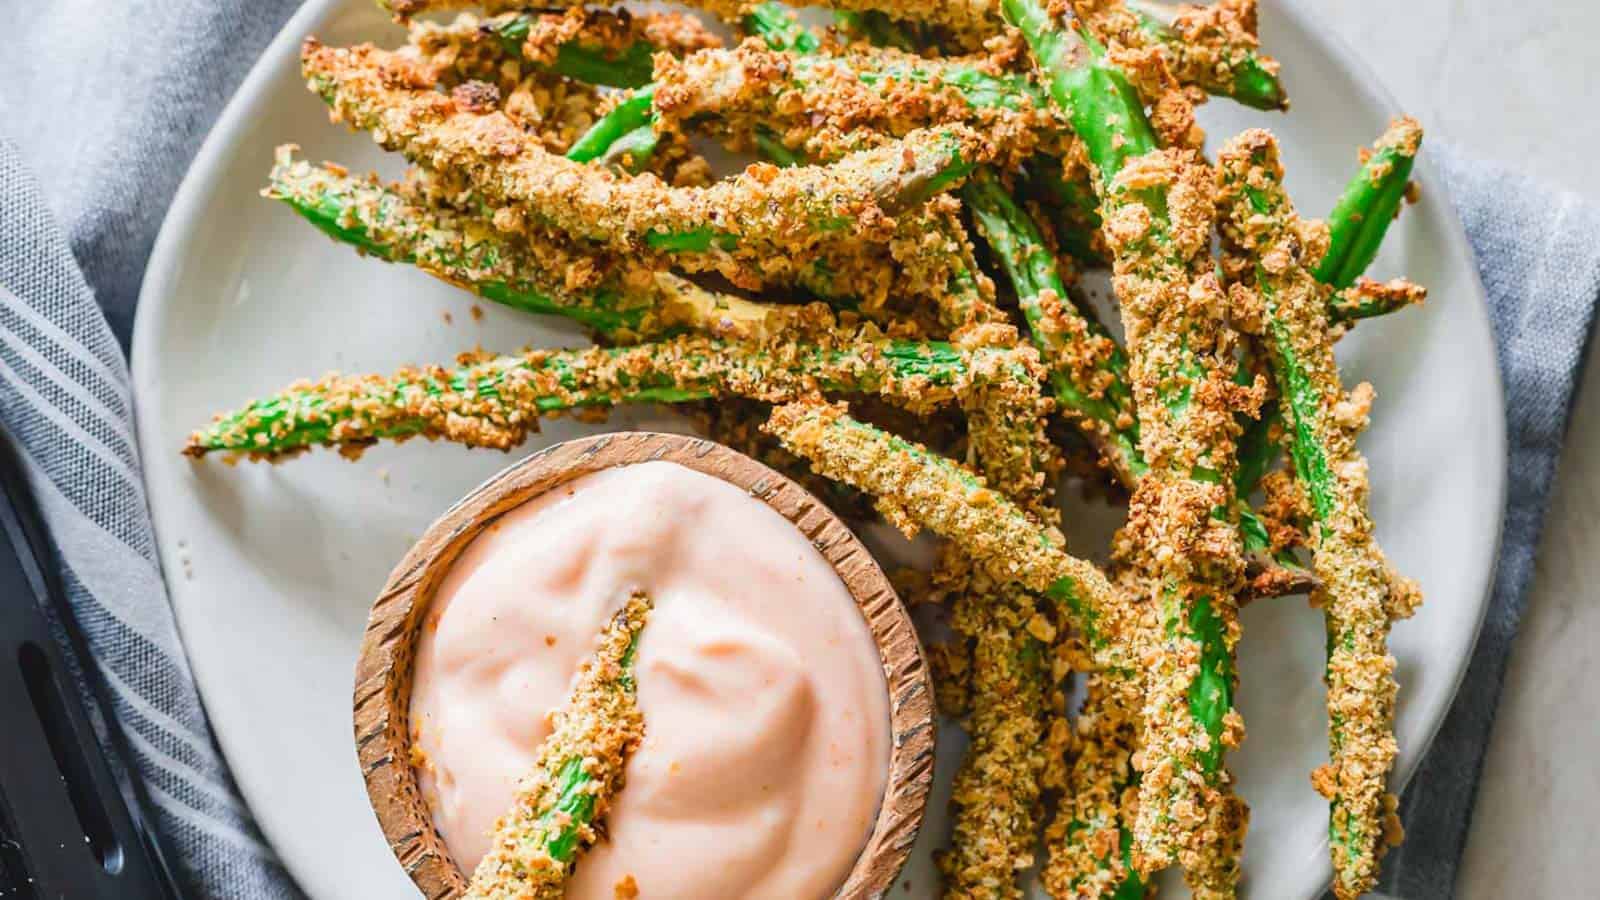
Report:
353,431,935,899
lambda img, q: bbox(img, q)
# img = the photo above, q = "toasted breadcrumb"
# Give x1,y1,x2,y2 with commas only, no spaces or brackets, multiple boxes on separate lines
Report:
939,568,1056,899
465,591,651,899
185,330,1032,460
763,400,1144,677
653,40,1071,167
1217,129,1422,900
1098,147,1252,894
302,39,991,297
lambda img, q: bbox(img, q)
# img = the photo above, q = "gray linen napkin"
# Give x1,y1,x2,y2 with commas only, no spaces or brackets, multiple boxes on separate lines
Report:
0,2,1594,898
0,1,305,897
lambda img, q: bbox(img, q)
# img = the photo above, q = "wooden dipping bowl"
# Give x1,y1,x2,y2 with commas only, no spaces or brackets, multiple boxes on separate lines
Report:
353,431,935,899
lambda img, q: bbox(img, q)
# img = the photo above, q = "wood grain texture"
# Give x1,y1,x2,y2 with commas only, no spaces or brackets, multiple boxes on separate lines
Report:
353,431,935,899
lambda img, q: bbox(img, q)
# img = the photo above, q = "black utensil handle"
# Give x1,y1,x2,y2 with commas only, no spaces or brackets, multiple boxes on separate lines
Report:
0,429,182,900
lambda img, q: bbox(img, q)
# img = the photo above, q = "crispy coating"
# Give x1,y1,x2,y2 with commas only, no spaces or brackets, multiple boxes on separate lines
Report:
1328,276,1427,335
763,400,1144,675
892,196,1065,518
1046,561,1249,900
961,329,1062,522
939,575,1055,900
186,333,1031,460
708,0,1001,50
1064,0,1205,152
965,379,1063,523
501,8,720,68
653,40,1070,166
407,8,720,86
266,147,815,343
1162,1,1280,104
1120,0,1286,110
893,197,1009,336
1217,129,1419,900
1099,148,1252,890
963,168,1139,490
1043,671,1145,900
401,18,605,154
465,591,651,899
500,74,603,157
301,39,992,294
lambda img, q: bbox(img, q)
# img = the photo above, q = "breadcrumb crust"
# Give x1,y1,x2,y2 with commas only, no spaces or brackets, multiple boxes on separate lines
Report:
185,333,1035,460
1099,147,1252,894
301,39,992,295
1217,129,1419,900
464,591,652,899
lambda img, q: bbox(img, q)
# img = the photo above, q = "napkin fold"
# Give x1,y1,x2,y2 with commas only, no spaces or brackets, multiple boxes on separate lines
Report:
1,3,1595,898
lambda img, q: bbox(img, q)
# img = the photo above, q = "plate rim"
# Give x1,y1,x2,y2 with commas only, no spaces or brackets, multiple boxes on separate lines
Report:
129,1,1510,897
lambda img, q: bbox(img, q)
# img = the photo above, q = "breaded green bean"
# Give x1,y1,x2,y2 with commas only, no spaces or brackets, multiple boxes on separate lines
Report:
184,334,1031,460
740,111,1011,343
683,396,874,519
265,147,807,342
963,168,1142,485
1233,120,1429,529
465,591,651,899
894,197,1063,517
300,39,990,294
1217,129,1418,900
939,577,1056,900
564,2,818,171
1328,277,1427,327
961,331,1062,522
763,400,1142,676
885,196,1008,336
1317,117,1425,290
396,13,606,155
1003,2,1253,886
652,41,1070,165
407,8,721,90
1124,0,1287,110
1044,669,1147,900
1102,147,1251,895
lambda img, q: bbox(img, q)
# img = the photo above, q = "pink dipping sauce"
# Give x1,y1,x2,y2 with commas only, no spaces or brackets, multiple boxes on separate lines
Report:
410,461,891,899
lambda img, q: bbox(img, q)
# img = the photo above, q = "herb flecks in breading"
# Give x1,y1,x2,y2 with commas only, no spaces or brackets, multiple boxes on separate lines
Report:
302,39,991,296
185,333,1036,461
465,591,652,899
1217,129,1420,900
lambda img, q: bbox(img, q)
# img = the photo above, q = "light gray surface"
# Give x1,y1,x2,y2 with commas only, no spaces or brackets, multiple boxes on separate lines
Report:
1320,3,1600,897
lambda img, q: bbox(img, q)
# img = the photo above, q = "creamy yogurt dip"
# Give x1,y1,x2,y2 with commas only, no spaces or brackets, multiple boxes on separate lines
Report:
410,460,891,898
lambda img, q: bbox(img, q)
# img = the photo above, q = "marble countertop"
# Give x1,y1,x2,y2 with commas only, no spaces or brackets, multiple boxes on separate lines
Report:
1318,2,1600,896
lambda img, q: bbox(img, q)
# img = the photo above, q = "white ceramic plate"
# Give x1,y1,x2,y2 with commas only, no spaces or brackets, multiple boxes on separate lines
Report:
132,1,1505,897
